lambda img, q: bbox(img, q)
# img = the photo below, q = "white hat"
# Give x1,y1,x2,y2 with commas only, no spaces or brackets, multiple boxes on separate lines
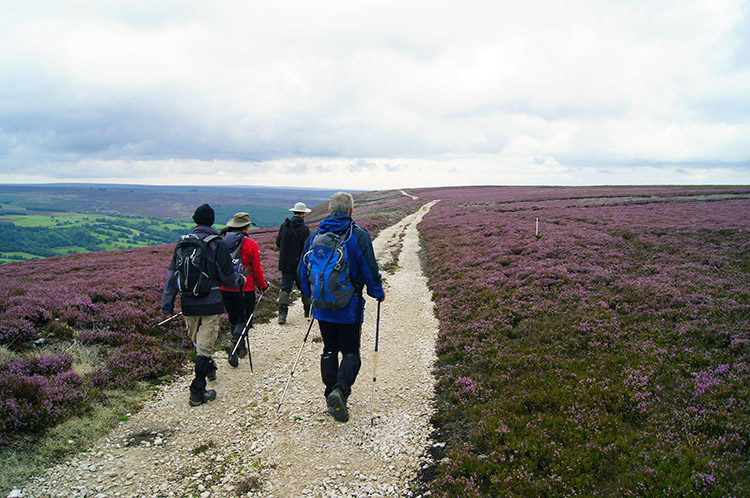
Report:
289,202,312,213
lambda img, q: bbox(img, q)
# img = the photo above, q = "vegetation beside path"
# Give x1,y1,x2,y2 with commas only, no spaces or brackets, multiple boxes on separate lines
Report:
0,189,421,494
413,185,750,497
3,185,749,496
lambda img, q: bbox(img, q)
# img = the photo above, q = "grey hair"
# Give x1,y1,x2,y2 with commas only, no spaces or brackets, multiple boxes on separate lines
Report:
329,192,354,214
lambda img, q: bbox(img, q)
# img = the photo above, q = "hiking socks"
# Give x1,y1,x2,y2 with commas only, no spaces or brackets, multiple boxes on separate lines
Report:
278,290,290,324
233,323,248,358
190,355,214,399
320,351,339,389
207,358,217,382
338,352,361,396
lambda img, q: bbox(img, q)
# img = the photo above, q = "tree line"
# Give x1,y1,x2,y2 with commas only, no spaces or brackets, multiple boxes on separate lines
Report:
0,221,182,259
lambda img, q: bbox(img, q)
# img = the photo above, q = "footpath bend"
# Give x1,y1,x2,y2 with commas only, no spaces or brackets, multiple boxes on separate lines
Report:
23,201,440,498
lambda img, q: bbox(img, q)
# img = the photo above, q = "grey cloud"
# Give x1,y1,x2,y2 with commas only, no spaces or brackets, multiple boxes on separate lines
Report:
348,159,377,172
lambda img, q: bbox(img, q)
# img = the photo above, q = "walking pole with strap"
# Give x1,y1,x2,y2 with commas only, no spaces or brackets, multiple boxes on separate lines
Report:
229,289,265,373
276,314,316,413
157,311,183,327
373,300,381,382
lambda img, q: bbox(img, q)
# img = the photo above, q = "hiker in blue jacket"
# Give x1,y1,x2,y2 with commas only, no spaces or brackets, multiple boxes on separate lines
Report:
298,192,385,422
161,204,246,407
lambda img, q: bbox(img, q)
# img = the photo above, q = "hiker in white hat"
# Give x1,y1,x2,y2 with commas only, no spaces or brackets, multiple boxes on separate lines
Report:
275,202,312,323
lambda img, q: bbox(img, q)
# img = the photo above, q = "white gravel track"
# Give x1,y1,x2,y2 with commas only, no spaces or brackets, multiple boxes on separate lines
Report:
22,201,440,498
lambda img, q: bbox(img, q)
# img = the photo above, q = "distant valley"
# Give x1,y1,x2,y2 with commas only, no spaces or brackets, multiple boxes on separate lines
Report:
0,183,345,264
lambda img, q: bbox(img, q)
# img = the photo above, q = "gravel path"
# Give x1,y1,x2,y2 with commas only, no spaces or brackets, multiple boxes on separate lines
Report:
22,201,440,498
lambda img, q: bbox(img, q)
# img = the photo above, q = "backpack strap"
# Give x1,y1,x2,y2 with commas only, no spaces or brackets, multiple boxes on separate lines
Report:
289,218,306,245
203,234,221,289
231,233,253,279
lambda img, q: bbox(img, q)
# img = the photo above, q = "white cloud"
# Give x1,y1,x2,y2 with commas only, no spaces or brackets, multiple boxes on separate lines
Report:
0,0,748,187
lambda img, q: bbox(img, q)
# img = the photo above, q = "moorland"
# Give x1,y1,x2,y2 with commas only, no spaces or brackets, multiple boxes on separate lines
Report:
0,184,343,264
1,184,749,497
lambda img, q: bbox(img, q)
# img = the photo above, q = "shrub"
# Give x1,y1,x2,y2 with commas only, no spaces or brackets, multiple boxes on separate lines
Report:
412,186,750,497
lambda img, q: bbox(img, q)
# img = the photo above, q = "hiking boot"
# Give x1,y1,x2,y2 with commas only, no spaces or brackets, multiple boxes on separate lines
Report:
236,341,247,359
207,359,217,382
278,303,288,325
226,348,239,368
225,340,245,367
326,389,349,422
189,389,217,407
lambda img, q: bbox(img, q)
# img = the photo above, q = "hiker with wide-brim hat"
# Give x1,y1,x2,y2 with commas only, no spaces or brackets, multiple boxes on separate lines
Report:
275,202,312,324
219,212,268,366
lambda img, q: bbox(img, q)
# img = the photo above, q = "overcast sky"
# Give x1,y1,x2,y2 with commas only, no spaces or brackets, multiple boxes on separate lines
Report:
1,0,749,190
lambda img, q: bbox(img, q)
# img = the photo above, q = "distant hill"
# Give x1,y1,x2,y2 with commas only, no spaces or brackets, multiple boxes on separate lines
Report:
0,183,361,264
0,183,349,222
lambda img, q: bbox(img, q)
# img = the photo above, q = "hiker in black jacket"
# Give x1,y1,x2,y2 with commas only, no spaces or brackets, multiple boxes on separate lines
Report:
161,204,246,407
275,202,312,324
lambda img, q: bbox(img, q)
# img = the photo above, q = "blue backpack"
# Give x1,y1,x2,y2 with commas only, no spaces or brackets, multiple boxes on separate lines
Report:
304,224,354,310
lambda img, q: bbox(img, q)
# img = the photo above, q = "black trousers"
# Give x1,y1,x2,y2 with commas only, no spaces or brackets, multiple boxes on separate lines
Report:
318,320,362,399
280,270,302,294
222,290,256,335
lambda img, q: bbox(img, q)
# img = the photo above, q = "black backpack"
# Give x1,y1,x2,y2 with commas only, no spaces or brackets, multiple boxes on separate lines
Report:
174,233,220,297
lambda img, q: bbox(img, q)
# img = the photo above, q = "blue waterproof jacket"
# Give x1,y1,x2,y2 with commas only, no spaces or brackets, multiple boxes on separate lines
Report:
298,213,385,324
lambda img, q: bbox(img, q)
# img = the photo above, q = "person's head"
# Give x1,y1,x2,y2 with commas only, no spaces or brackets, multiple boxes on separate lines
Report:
289,202,312,218
329,192,353,215
225,212,255,233
192,204,215,227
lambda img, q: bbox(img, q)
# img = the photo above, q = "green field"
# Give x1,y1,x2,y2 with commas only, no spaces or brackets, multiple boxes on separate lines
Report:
0,183,340,265
0,209,197,264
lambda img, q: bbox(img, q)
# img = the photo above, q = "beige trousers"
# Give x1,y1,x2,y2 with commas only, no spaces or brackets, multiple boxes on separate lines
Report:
185,314,220,357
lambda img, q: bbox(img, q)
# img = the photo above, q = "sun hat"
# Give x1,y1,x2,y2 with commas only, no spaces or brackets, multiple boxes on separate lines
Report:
289,202,312,213
226,212,256,228
192,204,215,226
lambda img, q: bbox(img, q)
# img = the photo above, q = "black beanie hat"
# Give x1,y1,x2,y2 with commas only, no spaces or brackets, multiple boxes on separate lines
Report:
192,204,215,226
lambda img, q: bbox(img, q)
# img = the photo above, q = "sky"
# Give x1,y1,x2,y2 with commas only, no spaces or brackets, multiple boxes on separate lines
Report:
1,0,749,190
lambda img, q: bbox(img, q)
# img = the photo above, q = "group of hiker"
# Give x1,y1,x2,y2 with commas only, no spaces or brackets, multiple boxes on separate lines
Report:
160,192,385,423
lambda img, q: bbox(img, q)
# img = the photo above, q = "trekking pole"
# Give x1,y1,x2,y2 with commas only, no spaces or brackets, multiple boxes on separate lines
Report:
276,316,316,413
373,300,381,382
230,290,265,373
157,312,183,326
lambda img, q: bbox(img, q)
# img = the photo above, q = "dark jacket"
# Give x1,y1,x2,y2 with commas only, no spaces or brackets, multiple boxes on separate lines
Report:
276,215,310,272
161,225,245,316
298,212,384,324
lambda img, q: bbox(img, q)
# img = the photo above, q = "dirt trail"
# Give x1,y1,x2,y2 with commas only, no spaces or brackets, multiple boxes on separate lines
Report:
23,201,440,498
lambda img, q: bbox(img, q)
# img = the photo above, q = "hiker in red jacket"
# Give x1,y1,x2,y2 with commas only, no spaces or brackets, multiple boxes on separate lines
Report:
220,212,268,367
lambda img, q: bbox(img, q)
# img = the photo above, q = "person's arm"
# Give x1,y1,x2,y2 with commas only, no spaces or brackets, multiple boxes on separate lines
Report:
297,231,315,298
353,228,385,300
276,223,284,248
161,253,178,314
245,239,268,290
